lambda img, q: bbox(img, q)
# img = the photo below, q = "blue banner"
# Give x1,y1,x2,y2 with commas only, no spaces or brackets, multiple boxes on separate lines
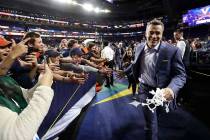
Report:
38,72,97,139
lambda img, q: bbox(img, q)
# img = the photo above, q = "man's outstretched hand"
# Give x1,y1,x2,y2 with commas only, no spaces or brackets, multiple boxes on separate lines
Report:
115,70,126,79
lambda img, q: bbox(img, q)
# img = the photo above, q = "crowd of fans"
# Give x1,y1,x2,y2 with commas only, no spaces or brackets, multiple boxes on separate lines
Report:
0,8,146,30
0,31,115,139
0,8,209,139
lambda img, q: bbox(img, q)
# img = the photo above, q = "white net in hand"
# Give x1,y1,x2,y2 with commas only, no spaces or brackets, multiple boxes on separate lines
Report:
141,88,170,113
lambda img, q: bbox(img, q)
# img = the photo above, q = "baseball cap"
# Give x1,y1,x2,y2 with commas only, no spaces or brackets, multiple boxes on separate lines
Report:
70,48,84,57
45,49,60,57
0,37,12,47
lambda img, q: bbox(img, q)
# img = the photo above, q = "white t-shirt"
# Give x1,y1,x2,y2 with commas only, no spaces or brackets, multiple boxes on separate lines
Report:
101,46,115,61
176,40,186,59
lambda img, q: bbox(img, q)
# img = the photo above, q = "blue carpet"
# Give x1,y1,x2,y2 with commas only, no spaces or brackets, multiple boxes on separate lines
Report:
72,78,210,140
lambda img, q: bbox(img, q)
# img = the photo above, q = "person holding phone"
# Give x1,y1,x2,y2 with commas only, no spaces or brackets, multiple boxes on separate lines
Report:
9,32,44,88
0,36,54,140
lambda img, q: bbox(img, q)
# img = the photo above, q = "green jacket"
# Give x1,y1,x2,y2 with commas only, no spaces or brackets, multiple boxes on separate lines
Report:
0,75,28,114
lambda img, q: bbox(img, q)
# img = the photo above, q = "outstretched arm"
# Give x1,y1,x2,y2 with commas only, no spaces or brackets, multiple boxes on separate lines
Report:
0,38,30,76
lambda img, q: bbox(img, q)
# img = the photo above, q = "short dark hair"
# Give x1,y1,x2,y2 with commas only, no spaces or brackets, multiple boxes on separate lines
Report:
103,40,109,47
88,42,95,50
45,49,60,57
23,32,41,45
70,48,83,57
147,19,164,31
174,29,183,34
67,39,78,48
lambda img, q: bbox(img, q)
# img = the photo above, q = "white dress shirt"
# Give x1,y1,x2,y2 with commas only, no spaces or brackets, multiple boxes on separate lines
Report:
101,45,115,61
176,40,186,59
139,42,160,87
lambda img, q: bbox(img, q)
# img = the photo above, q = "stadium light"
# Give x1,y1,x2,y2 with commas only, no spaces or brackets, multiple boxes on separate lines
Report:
66,0,72,4
104,9,111,13
52,0,110,13
82,3,94,12
57,0,68,3
71,1,78,5
106,0,113,4
94,7,100,13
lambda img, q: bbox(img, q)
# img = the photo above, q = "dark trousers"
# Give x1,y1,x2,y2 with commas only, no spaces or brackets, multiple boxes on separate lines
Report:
105,60,114,86
137,83,158,140
127,75,137,95
115,57,122,70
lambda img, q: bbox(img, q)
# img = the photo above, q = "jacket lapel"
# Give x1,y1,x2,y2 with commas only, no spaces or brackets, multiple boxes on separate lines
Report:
134,44,145,64
155,43,166,73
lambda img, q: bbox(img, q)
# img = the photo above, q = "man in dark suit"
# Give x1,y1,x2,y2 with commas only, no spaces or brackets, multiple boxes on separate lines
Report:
126,19,186,140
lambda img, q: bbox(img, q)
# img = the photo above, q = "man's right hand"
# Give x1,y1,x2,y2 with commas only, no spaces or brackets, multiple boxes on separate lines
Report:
98,67,112,76
116,70,125,79
22,52,38,68
38,63,53,87
48,63,60,71
9,38,31,59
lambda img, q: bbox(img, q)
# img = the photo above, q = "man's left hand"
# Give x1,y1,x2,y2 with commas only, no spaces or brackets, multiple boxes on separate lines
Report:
162,88,174,101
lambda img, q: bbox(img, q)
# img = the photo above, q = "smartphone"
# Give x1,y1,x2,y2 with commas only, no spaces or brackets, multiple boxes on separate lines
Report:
42,55,48,71
43,55,48,64
20,47,36,61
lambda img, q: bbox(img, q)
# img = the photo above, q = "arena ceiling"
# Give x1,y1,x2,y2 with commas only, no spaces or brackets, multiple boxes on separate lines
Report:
0,0,209,22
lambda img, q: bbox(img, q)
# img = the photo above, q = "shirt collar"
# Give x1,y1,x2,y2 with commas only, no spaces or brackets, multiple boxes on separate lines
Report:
145,42,160,52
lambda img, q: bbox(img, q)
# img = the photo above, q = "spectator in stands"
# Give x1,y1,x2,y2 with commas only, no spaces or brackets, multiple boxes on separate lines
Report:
0,36,54,140
58,39,68,57
44,49,86,84
174,29,186,58
67,39,80,52
167,39,173,45
122,48,137,99
101,41,115,88
60,47,111,76
174,29,191,69
70,47,84,65
115,42,124,70
59,39,80,60
9,32,43,88
94,43,102,58
86,42,106,64
191,38,202,51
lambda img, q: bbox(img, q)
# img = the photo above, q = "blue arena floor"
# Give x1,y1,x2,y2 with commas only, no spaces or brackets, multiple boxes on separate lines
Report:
60,77,210,140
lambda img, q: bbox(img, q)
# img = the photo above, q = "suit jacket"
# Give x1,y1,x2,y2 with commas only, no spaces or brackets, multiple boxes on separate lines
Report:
127,42,186,98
